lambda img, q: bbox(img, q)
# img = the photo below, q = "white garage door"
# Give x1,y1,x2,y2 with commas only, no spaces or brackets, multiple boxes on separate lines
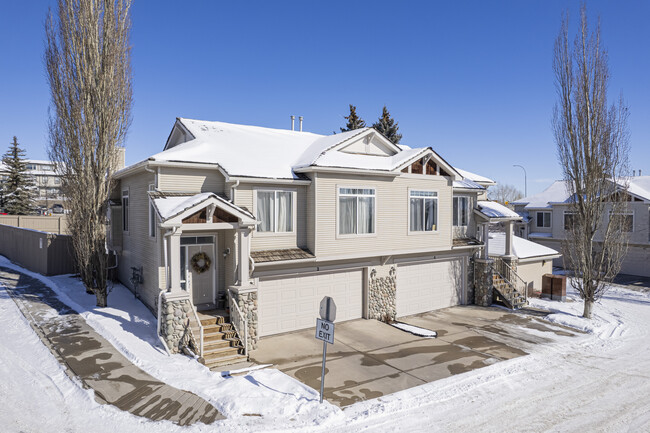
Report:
258,269,363,337
396,260,463,317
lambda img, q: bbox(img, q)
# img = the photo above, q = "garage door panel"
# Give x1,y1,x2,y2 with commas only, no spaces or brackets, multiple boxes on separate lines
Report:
258,269,363,337
396,260,463,317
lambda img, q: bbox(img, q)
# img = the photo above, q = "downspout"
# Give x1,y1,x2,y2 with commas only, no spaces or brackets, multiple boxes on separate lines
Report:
144,164,157,188
229,179,240,203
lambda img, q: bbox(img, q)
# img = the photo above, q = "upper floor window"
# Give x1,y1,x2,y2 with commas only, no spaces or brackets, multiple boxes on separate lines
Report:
453,196,469,227
256,190,293,233
27,164,37,170
122,190,129,232
339,188,375,235
54,177,61,185
410,190,438,232
564,211,576,230
536,211,551,228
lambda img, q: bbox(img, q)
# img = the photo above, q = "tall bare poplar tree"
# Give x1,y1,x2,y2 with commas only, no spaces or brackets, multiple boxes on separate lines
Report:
553,7,630,319
45,0,132,307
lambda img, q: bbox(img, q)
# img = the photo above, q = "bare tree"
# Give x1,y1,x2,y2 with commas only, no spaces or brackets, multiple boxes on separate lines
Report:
487,183,523,205
45,0,132,307
553,6,630,319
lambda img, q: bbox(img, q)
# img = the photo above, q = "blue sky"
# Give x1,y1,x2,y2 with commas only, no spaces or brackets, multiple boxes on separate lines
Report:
1,0,648,196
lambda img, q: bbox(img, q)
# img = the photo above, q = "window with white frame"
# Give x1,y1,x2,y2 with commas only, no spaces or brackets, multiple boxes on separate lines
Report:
410,190,438,232
564,211,576,230
338,188,375,235
122,190,129,232
536,211,551,228
453,196,469,227
256,190,293,233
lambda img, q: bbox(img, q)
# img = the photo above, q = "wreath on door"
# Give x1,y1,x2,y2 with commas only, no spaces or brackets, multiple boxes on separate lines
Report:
190,252,211,274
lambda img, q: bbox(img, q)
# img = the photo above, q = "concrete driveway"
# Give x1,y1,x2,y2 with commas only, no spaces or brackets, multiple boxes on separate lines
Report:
250,305,580,407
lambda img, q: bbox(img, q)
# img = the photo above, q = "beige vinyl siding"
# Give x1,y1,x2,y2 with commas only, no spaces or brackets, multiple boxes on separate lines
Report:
158,167,225,194
117,171,160,311
516,259,553,292
235,183,308,251
315,172,453,258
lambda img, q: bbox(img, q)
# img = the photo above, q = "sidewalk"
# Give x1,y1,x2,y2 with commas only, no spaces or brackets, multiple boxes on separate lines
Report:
0,266,222,426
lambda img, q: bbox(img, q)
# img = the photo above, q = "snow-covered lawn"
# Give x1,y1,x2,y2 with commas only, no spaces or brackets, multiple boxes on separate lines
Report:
1,254,649,432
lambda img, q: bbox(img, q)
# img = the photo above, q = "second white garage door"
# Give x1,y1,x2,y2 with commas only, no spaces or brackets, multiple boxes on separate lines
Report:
396,259,464,317
257,269,363,337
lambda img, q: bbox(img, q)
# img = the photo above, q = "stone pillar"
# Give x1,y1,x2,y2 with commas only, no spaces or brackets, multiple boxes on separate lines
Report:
229,286,259,350
160,291,194,354
366,265,397,321
474,258,494,307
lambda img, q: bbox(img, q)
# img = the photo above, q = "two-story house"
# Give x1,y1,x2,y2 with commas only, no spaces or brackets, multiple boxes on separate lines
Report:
110,118,526,367
512,178,650,278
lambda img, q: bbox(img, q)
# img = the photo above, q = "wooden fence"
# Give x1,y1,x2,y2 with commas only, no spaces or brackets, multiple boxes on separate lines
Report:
0,224,76,275
0,215,68,234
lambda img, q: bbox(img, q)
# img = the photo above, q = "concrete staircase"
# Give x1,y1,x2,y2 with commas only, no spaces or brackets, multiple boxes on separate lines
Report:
193,310,247,369
492,274,527,310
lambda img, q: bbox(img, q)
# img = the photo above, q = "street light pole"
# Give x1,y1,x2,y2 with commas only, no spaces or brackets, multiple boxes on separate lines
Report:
513,164,527,197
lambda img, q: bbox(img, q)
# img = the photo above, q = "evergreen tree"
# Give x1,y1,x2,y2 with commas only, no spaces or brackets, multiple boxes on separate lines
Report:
340,104,366,132
372,106,402,144
1,137,36,215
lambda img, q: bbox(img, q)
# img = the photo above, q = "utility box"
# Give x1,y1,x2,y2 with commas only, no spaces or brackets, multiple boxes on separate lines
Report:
551,275,567,302
542,274,566,302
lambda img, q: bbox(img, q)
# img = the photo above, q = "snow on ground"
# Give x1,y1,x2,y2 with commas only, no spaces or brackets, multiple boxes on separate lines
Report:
1,254,650,432
390,322,437,338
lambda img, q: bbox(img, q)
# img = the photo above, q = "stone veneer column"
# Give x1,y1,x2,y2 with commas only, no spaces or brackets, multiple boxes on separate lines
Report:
229,286,258,350
159,291,194,354
366,265,397,321
473,258,494,307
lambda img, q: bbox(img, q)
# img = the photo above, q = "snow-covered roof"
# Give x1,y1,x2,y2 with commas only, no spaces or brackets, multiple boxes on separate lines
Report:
488,232,560,259
145,118,458,180
617,176,650,201
453,177,485,190
514,177,650,210
453,167,496,185
529,232,553,238
150,192,254,222
476,201,521,220
512,181,572,209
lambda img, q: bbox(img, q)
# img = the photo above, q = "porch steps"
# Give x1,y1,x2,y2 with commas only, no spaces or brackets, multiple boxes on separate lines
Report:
492,275,527,310
195,310,247,368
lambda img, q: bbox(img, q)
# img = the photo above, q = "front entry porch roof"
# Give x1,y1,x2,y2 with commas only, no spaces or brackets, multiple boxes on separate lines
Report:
474,201,522,222
150,191,256,226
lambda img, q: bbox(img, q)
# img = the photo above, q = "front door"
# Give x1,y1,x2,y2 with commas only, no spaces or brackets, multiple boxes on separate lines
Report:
180,236,216,306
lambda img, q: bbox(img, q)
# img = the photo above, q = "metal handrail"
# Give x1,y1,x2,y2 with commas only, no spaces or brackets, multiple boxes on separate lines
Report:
228,288,249,357
489,259,526,307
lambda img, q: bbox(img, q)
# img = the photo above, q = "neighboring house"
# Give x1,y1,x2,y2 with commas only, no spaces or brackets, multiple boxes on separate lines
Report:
0,159,65,210
109,118,532,366
512,177,650,277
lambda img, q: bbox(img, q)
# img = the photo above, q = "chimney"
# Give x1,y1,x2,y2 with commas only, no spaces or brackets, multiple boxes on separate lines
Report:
633,170,636,177
299,116,303,132
290,115,295,131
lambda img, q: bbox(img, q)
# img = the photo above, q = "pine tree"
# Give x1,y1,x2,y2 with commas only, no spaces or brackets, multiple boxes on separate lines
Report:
340,104,367,132
372,106,402,144
1,137,36,215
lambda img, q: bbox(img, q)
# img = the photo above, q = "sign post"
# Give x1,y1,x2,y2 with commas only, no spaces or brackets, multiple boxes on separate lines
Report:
315,296,336,403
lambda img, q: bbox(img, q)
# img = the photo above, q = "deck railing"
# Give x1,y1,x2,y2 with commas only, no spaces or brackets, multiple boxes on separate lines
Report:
227,288,249,357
